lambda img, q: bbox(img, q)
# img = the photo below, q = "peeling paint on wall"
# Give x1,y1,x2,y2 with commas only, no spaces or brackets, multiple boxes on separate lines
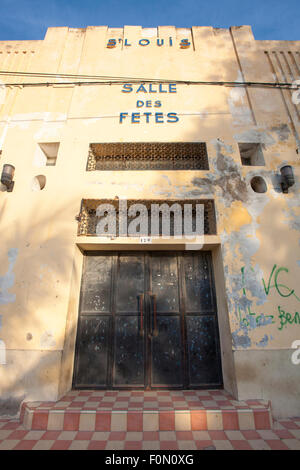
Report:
0,339,6,365
0,248,18,305
228,72,253,126
271,124,291,142
40,330,56,349
234,128,276,147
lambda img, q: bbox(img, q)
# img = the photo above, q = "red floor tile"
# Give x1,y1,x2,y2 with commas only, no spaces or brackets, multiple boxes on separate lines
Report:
253,411,271,429
222,411,239,430
109,431,127,440
32,411,49,430
95,413,111,431
230,440,253,450
128,402,144,408
143,431,160,440
274,429,295,439
209,431,227,440
191,410,207,430
69,402,86,408
7,430,29,440
159,411,175,431
265,440,289,450
51,440,72,450
216,401,232,407
160,441,179,450
176,431,194,440
14,440,38,450
241,430,261,440
124,441,143,450
195,440,214,450
63,413,80,431
127,412,143,432
88,441,107,450
280,420,300,430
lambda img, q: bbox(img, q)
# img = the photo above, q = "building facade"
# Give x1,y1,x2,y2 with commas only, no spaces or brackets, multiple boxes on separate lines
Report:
0,25,299,419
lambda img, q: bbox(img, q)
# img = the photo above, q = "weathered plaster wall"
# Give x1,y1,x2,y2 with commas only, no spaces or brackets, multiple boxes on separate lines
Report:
0,25,299,418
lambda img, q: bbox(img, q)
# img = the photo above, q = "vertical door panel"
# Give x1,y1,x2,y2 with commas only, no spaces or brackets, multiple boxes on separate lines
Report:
75,316,110,386
183,252,222,387
81,256,112,313
113,254,145,386
114,316,145,386
151,316,183,386
186,315,222,386
150,255,183,387
184,253,214,313
74,255,113,387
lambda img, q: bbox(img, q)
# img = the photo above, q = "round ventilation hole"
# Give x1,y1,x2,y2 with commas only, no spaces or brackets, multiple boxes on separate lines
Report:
32,175,46,191
250,176,267,193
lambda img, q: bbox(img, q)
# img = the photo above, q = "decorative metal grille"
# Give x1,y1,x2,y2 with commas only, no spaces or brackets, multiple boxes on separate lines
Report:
78,199,216,236
87,142,209,171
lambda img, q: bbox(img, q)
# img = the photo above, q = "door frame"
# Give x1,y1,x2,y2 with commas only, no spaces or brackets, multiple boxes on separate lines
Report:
59,243,238,398
71,250,223,390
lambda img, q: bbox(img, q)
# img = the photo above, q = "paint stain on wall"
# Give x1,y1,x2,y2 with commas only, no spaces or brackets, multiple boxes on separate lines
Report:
40,330,56,349
0,248,18,305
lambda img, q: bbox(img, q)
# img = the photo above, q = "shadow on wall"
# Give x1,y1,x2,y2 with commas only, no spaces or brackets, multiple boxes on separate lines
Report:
0,196,80,418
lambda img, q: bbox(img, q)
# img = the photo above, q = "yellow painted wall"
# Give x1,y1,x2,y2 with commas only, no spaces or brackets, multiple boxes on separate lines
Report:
0,25,299,418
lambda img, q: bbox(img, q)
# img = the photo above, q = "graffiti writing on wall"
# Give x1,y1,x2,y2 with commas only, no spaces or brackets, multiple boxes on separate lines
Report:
239,264,300,331
262,264,300,302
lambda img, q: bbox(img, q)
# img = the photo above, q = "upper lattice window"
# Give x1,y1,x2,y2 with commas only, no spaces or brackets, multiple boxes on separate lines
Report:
87,142,209,171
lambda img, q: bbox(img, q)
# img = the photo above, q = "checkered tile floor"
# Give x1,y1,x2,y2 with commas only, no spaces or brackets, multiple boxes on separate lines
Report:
1,390,299,450
1,417,300,450
21,389,273,432
24,389,270,411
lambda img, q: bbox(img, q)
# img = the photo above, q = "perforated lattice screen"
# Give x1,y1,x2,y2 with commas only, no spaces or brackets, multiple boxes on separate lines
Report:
78,199,216,236
87,142,209,171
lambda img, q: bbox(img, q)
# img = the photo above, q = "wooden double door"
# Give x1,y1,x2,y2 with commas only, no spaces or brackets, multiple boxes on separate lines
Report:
73,251,223,389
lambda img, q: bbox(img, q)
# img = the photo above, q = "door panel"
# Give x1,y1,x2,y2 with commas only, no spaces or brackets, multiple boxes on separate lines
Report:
113,254,146,386
150,254,183,387
80,255,112,314
186,316,222,387
113,316,145,386
151,316,183,386
151,255,179,312
73,251,223,389
75,316,110,387
183,253,214,313
115,255,145,313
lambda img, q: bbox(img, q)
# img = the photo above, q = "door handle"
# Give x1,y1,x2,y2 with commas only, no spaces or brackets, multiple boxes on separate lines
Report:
138,294,144,337
150,294,158,338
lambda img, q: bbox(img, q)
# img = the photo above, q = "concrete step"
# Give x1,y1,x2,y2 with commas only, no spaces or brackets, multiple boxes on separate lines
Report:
20,390,273,432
